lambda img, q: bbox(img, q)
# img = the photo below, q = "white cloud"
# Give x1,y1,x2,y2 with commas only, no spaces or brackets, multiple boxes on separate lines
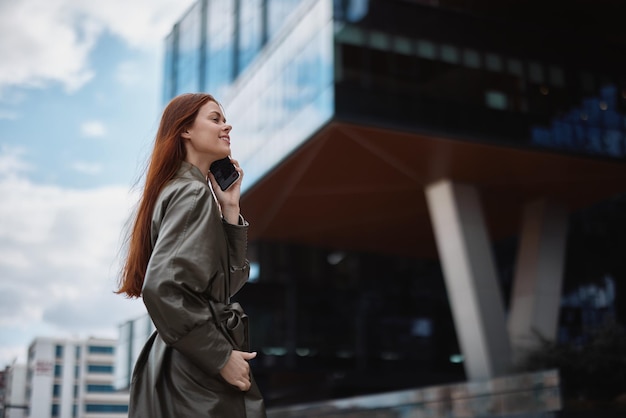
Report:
71,161,103,175
0,0,195,93
75,0,196,49
0,145,31,176
80,120,107,138
0,148,146,366
0,0,97,93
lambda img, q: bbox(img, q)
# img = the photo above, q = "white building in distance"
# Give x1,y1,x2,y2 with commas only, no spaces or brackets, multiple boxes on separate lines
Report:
2,361,27,418
25,337,129,418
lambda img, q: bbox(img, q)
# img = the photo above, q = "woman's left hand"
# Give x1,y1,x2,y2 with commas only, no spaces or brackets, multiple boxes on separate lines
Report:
208,158,243,224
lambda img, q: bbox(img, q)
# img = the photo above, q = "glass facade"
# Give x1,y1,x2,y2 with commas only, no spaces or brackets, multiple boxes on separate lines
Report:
114,314,155,390
267,0,306,40
176,1,202,94
205,0,236,98
237,0,264,74
333,1,626,160
113,320,131,389
162,31,177,102
163,0,625,188
165,0,334,189
160,0,626,408
226,0,334,188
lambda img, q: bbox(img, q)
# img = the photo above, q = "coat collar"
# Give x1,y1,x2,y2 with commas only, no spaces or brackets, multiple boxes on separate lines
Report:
177,160,207,183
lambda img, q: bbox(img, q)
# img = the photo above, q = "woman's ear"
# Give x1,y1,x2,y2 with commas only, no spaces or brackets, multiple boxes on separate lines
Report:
181,129,191,139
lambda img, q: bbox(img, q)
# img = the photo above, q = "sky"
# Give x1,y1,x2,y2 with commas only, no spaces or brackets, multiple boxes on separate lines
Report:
0,0,196,368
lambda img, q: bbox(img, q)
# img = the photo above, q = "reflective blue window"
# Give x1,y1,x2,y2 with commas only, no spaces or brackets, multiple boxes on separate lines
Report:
87,384,115,393
206,0,236,98
53,384,61,397
227,0,335,190
334,0,370,22
267,0,304,41
176,2,202,94
238,0,263,75
51,404,60,417
163,31,177,101
55,345,63,358
85,404,129,413
87,364,113,373
88,345,114,354
54,364,62,377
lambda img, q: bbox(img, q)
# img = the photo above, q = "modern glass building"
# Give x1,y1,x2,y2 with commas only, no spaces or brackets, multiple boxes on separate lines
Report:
162,0,626,407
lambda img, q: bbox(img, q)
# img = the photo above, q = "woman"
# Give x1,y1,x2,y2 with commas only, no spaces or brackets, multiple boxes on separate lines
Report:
116,93,266,417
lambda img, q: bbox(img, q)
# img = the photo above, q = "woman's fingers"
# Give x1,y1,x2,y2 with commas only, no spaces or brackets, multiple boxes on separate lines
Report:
219,350,255,391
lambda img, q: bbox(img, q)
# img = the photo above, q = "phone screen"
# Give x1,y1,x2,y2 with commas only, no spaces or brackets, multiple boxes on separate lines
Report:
210,157,240,191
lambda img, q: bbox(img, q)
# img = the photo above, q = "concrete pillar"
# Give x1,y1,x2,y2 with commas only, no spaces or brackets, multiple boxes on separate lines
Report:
508,199,568,363
425,179,511,380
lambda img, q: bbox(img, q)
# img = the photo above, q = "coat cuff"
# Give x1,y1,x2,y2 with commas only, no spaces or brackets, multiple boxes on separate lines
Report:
222,215,249,268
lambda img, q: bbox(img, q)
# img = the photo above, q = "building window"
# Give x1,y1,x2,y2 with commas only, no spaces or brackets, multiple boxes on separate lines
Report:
440,44,459,64
485,90,508,110
549,65,565,87
85,404,129,413
51,404,60,417
237,0,263,76
87,364,114,374
267,0,304,41
55,345,63,358
54,364,62,377
528,61,544,83
175,1,202,94
88,345,114,355
53,384,61,397
507,58,524,77
206,0,236,98
75,365,80,378
485,53,503,72
463,48,481,69
416,39,436,60
86,384,115,393
75,346,81,359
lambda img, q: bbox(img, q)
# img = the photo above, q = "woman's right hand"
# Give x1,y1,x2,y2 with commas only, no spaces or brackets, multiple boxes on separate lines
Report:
219,350,257,391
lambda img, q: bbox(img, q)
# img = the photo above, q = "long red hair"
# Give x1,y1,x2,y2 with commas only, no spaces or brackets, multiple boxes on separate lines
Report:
116,93,216,298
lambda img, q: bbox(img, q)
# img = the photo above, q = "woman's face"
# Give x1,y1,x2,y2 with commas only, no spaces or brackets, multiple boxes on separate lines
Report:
182,100,232,162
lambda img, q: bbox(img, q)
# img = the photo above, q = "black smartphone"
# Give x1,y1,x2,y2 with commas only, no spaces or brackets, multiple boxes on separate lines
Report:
210,157,240,191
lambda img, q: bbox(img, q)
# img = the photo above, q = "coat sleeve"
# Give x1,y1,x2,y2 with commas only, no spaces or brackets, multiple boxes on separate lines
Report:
141,180,232,376
222,216,251,296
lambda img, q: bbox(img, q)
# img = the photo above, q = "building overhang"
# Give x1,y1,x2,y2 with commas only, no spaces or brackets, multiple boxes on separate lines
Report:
241,121,626,258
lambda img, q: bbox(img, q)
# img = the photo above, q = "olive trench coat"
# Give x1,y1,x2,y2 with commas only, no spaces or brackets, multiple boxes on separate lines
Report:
128,161,266,418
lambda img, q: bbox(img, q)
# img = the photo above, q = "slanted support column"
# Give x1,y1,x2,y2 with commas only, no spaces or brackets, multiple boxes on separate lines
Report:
508,199,568,363
425,179,511,380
